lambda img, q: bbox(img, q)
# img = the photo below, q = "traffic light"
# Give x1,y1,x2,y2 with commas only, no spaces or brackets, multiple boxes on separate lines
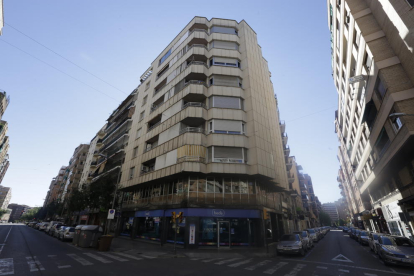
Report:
263,209,269,220
170,212,176,223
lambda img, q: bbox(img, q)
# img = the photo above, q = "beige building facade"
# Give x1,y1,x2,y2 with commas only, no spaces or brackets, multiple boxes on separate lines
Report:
113,17,296,248
328,0,414,236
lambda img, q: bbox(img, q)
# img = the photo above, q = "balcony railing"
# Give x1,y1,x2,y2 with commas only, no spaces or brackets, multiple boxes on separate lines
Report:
179,127,205,135
141,167,155,175
177,156,206,163
182,102,207,110
213,158,244,164
101,131,129,151
102,118,131,143
148,121,162,132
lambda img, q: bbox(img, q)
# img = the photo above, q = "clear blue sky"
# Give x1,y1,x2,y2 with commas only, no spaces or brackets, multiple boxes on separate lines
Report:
0,0,340,207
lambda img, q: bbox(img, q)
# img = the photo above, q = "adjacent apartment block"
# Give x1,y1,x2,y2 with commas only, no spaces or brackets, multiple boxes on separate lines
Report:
322,202,339,222
0,185,11,210
0,0,4,36
0,91,10,185
328,0,414,237
114,17,294,248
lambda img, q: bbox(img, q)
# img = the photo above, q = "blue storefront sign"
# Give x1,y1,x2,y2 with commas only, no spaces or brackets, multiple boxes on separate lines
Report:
135,210,165,217
165,208,260,218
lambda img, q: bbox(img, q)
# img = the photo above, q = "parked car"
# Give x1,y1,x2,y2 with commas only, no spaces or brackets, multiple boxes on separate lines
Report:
59,227,75,241
377,236,414,266
51,224,66,238
45,221,60,235
277,234,306,256
315,228,323,240
39,223,49,231
358,230,370,245
354,229,361,240
342,227,349,232
293,231,313,250
305,229,318,243
368,232,386,254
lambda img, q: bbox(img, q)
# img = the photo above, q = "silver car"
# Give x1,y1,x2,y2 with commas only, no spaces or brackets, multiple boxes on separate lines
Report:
59,227,75,241
306,228,318,243
377,236,414,266
294,231,313,250
368,233,387,254
277,234,306,256
39,223,49,231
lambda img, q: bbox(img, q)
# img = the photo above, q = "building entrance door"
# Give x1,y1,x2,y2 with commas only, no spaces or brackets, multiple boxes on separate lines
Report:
218,221,230,248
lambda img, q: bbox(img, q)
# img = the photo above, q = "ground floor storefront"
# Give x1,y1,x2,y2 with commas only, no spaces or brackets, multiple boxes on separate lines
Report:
118,208,290,248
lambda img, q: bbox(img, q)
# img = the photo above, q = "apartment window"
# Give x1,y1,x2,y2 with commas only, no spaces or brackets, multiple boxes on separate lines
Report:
209,75,242,88
210,40,239,50
406,0,414,7
374,76,387,99
209,96,243,109
133,147,139,158
353,29,361,49
210,26,238,35
390,110,403,132
208,146,247,163
139,111,145,121
364,51,372,70
136,128,142,139
210,57,240,68
159,48,172,65
142,96,148,106
145,81,150,91
208,119,244,134
129,167,135,180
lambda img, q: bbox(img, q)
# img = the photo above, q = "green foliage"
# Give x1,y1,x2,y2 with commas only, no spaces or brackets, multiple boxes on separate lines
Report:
0,209,7,218
67,189,88,213
338,218,346,226
20,207,41,221
319,211,332,226
86,175,117,211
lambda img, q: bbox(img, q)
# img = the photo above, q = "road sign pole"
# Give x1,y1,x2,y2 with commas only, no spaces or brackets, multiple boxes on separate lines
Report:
174,217,178,255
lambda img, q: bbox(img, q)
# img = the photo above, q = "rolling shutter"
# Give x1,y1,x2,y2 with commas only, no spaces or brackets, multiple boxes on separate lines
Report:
214,120,241,132
212,41,238,50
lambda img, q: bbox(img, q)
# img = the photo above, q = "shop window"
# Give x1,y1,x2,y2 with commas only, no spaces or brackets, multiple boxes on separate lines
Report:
199,218,217,246
224,179,232,194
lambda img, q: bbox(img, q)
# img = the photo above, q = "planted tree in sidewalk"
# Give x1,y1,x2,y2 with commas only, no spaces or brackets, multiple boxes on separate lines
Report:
319,211,332,226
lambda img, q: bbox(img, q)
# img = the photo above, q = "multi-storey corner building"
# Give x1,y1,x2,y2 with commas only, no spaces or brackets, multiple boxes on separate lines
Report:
0,91,10,185
0,185,11,209
322,202,339,222
8,203,29,222
0,0,3,36
335,197,350,222
113,17,293,248
328,0,414,237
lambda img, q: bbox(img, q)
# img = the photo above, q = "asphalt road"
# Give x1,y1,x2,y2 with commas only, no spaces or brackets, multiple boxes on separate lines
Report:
0,226,413,276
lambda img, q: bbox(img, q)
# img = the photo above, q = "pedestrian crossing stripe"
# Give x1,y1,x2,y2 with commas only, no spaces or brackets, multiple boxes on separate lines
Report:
0,258,13,275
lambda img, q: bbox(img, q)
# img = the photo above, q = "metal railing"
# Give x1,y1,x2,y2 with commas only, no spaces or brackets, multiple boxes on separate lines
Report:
101,131,129,151
213,158,244,163
186,61,208,68
141,166,155,175
182,102,207,110
147,121,162,132
177,156,206,163
179,127,205,135
150,102,164,113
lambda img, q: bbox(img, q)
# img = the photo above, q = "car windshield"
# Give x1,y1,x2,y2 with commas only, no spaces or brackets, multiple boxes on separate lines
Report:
372,234,379,240
281,235,299,241
307,229,315,233
382,237,396,245
69,228,75,232
394,238,414,247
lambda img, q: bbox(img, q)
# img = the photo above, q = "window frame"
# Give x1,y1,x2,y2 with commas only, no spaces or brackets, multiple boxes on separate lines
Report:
389,110,403,133
129,167,135,180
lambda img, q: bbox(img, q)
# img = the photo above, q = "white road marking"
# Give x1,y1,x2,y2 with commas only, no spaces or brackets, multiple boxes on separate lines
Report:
26,256,45,272
190,258,201,261
332,254,353,263
316,266,327,269
284,264,306,276
364,273,377,276
83,253,112,264
338,269,349,273
98,252,128,262
244,260,272,270
0,227,13,255
0,258,14,275
58,265,71,269
67,254,93,266
114,252,143,261
263,262,288,274
228,258,253,267
202,258,223,263
215,258,242,265
140,255,156,259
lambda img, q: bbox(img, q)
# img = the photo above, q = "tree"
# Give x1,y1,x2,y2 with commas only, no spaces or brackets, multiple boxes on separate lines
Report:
338,218,346,226
67,189,88,214
319,211,332,226
20,207,41,221
87,175,117,211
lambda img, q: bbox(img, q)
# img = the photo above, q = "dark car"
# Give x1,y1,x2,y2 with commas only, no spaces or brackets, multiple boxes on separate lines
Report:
377,236,414,266
277,234,306,256
342,227,349,232
358,231,369,245
354,229,361,240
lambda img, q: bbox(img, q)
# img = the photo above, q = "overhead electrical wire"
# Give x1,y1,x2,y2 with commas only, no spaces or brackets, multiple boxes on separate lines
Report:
5,23,127,95
286,106,336,123
0,39,121,102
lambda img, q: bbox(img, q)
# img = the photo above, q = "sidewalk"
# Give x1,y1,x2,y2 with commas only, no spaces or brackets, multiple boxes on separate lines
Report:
110,236,276,258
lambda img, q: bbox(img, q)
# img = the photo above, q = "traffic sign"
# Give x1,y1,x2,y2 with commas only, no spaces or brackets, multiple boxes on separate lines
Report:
107,209,115,219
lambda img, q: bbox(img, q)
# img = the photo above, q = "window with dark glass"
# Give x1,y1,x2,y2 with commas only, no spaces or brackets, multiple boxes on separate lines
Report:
159,48,172,65
374,76,387,99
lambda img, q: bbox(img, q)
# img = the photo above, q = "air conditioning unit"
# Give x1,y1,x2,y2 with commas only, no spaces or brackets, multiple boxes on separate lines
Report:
142,166,149,172
146,144,152,150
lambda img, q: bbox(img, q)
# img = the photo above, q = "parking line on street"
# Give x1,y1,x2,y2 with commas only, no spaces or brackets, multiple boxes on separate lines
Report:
202,258,223,263
26,256,45,272
114,252,143,261
140,255,156,259
263,262,288,275
316,266,327,269
244,260,272,271
0,258,14,275
58,265,71,269
83,253,112,264
67,254,93,266
338,269,349,273
215,258,242,265
228,258,253,267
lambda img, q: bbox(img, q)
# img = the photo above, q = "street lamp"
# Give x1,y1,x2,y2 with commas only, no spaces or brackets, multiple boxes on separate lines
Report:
389,113,414,118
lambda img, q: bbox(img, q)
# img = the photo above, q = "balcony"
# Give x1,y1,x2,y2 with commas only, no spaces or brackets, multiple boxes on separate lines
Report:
141,159,156,175
177,156,206,163
288,173,295,184
102,118,132,143
144,135,159,153
213,158,245,164
286,160,293,171
147,115,162,132
280,120,285,133
282,133,288,146
182,102,207,110
179,127,205,135
284,146,290,157
101,130,129,152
